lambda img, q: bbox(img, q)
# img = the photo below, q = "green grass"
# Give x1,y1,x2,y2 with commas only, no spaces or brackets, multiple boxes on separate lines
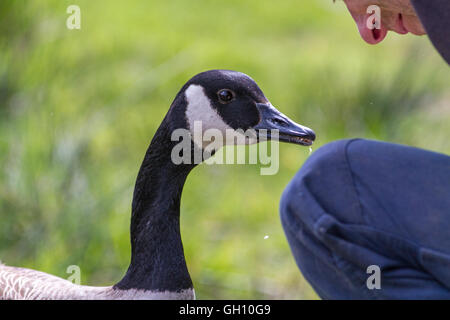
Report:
0,0,448,299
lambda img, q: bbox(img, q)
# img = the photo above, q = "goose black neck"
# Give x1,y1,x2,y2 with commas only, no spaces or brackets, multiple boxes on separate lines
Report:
115,118,196,292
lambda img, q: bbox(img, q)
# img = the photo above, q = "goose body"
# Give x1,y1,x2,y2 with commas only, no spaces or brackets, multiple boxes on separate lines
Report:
0,264,193,300
0,70,315,300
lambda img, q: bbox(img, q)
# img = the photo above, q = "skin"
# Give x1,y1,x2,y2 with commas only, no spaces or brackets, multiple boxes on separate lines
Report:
342,0,426,44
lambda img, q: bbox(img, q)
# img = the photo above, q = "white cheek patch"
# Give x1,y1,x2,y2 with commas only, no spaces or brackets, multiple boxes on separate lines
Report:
185,84,231,135
185,84,256,149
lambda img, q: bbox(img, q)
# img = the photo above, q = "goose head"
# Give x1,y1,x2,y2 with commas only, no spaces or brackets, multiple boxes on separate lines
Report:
117,70,317,297
167,70,315,155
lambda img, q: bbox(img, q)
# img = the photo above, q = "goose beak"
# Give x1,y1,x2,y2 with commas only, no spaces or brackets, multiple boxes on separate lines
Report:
253,103,315,146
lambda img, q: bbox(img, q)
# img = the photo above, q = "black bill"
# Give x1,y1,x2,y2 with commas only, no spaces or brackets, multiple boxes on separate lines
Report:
253,103,316,146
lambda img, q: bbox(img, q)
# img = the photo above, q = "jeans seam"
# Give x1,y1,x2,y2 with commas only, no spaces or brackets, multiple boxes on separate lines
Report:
343,138,368,225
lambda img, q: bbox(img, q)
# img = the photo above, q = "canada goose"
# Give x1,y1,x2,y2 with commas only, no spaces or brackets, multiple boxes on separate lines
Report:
0,70,315,300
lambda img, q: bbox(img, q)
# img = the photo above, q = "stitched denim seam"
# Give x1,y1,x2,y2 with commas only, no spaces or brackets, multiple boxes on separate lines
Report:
343,138,368,225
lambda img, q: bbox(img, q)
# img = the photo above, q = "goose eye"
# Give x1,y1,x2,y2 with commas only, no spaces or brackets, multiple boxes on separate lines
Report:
217,89,235,104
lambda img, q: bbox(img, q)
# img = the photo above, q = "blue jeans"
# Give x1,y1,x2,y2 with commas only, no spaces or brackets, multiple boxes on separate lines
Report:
280,139,450,299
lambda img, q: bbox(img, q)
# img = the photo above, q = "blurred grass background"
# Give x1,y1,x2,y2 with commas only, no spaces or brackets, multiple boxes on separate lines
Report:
0,0,448,299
